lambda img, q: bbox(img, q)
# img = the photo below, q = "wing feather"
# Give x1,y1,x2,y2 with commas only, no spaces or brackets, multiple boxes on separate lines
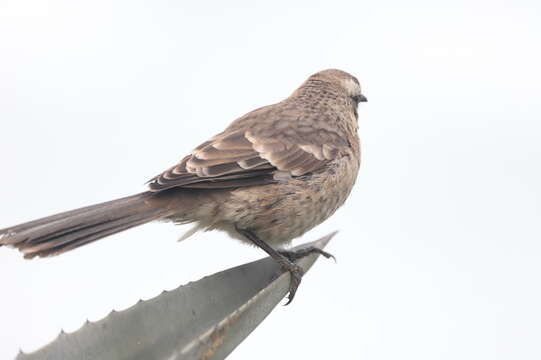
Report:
148,129,342,192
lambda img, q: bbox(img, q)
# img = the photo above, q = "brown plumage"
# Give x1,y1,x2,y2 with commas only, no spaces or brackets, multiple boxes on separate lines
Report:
0,69,367,303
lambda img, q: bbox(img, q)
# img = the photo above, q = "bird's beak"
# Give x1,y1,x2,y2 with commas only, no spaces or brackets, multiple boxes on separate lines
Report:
358,94,367,102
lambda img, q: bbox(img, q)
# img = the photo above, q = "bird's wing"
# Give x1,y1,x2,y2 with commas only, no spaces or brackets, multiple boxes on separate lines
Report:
147,128,342,191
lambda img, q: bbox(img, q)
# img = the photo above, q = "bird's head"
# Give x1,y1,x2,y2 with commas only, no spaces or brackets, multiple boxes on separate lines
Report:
304,69,366,120
310,69,367,104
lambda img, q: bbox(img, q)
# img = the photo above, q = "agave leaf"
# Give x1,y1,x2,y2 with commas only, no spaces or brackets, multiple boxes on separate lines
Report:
17,232,336,360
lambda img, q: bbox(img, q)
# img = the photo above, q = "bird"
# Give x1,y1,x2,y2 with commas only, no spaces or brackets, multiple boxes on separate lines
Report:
0,69,366,304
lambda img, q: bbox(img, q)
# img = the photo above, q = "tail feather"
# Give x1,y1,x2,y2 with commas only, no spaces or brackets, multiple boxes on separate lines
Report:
2,193,145,236
22,212,163,258
0,192,176,259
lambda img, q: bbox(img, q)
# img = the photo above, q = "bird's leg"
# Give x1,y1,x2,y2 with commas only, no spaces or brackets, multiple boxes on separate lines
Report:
279,247,336,263
236,227,304,305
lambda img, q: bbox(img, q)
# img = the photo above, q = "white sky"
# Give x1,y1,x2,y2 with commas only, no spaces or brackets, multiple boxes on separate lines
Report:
1,0,540,359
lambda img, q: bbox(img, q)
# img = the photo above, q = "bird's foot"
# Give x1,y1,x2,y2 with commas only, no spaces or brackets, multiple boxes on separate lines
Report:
281,261,304,305
278,246,335,305
279,246,336,263
235,226,331,305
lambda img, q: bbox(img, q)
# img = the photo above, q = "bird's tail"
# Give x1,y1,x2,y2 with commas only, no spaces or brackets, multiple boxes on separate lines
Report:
0,191,180,259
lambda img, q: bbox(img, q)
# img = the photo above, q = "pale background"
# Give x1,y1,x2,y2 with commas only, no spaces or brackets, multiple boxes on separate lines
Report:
1,1,540,359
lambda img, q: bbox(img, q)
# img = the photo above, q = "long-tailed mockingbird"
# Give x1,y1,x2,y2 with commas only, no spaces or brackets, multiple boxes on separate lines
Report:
0,69,367,303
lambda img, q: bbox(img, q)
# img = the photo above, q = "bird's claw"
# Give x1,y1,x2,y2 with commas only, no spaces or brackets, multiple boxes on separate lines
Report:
283,263,304,306
278,246,336,305
279,246,336,263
